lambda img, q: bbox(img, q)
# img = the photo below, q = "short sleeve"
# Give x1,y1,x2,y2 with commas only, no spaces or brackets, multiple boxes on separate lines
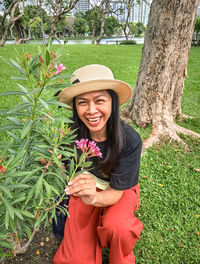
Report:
109,125,142,190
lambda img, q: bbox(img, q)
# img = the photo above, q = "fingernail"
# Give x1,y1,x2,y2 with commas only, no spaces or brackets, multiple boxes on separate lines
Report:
65,188,70,195
68,181,72,185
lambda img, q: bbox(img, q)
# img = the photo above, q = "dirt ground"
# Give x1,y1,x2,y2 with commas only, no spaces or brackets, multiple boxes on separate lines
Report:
0,225,109,264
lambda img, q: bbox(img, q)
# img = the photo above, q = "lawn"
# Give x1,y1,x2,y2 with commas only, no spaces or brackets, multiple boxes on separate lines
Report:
0,44,200,264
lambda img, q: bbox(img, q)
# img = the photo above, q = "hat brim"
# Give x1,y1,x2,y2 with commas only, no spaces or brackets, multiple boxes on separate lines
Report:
58,79,132,107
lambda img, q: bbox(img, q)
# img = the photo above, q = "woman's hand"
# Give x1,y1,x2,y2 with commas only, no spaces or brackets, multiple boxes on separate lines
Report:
65,173,97,205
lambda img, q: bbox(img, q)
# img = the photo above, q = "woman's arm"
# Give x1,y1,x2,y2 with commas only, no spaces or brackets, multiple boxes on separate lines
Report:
65,173,123,207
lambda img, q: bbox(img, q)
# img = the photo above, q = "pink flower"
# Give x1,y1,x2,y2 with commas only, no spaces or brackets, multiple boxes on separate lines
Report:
55,64,66,75
75,139,88,152
75,139,102,158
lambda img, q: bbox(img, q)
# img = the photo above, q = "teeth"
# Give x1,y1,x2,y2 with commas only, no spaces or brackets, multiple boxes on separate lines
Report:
88,118,100,122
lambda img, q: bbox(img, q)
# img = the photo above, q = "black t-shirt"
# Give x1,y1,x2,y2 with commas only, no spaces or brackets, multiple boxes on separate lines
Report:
89,123,142,191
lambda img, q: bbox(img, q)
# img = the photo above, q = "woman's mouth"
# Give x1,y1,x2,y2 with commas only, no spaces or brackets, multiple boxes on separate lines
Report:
87,117,101,126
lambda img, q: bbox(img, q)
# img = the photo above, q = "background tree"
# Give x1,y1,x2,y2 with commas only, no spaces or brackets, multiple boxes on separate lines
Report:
83,8,101,43
65,16,75,37
96,0,110,44
126,0,200,150
74,17,89,36
104,16,120,37
23,5,51,39
44,0,80,42
135,21,145,36
0,0,25,47
120,0,135,40
194,16,200,45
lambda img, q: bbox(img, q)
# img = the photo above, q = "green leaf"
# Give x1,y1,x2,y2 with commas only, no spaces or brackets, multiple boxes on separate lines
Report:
11,76,28,81
5,211,9,229
21,210,35,219
7,117,23,126
74,146,77,163
25,186,35,205
21,119,34,139
0,90,26,96
52,153,61,167
35,176,43,198
34,212,44,228
69,158,74,178
50,185,60,196
20,152,28,170
43,179,52,199
38,98,49,109
0,186,12,199
0,233,8,239
9,59,27,77
12,195,26,205
54,74,72,80
23,225,32,239
7,184,30,189
21,96,33,114
14,209,24,220
0,109,8,115
78,161,92,168
7,150,26,168
1,196,14,220
46,49,51,66
7,132,22,144
33,146,51,156
8,102,33,114
0,241,13,249
46,83,70,89
0,124,22,131
46,99,71,109
47,38,52,51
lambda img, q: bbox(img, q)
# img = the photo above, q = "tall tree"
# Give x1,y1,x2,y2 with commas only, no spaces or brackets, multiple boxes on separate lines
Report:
0,0,25,46
44,0,79,42
126,0,200,150
96,0,110,44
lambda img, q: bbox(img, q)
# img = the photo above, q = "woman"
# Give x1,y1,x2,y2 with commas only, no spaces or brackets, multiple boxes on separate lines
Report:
53,64,143,264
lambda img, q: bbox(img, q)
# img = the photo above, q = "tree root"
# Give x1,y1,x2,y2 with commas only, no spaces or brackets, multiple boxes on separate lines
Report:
7,228,39,255
142,121,200,153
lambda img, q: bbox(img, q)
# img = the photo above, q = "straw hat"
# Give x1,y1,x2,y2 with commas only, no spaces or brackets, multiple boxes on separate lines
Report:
57,64,132,107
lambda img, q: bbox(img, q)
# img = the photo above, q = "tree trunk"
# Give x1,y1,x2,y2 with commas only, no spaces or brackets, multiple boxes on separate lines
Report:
91,17,96,44
96,0,110,45
0,0,24,47
49,0,79,43
126,0,200,149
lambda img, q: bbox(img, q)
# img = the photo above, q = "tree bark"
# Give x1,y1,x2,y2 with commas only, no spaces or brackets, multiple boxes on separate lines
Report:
96,0,110,45
0,0,24,47
126,0,200,149
49,0,79,41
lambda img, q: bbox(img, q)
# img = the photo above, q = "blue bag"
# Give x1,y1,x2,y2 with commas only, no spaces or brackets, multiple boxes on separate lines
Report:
52,194,70,239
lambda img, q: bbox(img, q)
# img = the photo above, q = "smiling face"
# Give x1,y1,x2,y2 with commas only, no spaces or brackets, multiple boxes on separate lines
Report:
75,90,112,142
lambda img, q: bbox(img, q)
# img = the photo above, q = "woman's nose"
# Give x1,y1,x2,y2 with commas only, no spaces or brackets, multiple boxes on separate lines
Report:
87,102,97,114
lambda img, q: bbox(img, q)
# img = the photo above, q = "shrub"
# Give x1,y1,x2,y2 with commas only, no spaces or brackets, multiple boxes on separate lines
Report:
119,40,137,45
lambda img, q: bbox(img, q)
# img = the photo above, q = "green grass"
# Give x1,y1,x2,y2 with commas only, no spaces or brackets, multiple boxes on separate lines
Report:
0,44,200,263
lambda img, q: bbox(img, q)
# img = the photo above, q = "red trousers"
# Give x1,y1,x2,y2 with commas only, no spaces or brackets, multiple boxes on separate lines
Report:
53,184,143,264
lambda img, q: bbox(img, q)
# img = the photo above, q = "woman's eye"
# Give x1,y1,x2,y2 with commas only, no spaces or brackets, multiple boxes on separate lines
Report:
96,99,104,103
78,101,87,105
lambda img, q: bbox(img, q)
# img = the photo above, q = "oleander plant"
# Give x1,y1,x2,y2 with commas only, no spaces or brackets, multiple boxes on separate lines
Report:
0,42,82,257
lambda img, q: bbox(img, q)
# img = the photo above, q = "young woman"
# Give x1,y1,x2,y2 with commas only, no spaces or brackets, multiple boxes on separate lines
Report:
53,64,143,264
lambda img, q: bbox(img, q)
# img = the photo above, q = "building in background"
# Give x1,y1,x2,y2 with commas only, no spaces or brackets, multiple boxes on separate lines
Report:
72,0,90,14
110,0,152,25
197,3,200,16
132,0,152,25
0,3,5,16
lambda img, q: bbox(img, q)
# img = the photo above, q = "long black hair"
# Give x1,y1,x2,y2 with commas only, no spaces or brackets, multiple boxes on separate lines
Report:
72,89,124,177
